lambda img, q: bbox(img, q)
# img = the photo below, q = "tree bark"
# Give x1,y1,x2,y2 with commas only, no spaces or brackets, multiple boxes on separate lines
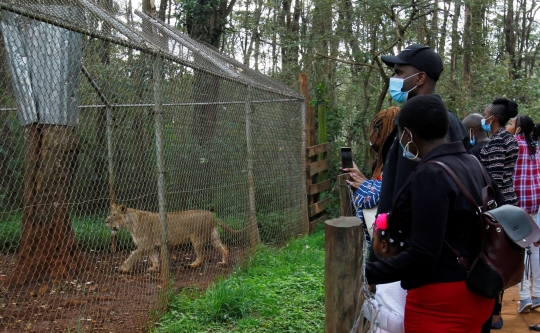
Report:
158,0,168,21
4,125,86,287
505,0,518,79
462,1,472,92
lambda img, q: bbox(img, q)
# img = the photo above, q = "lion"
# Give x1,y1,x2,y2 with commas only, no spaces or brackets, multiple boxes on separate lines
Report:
105,204,238,273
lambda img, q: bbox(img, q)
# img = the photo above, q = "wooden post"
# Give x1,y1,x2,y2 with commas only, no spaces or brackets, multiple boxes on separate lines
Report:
325,217,364,333
317,101,327,183
300,73,321,233
338,174,352,216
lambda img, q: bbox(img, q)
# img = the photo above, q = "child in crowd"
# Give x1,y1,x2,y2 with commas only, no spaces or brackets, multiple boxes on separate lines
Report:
363,213,406,333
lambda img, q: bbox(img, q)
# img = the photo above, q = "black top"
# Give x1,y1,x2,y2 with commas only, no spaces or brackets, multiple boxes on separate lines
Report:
365,142,503,290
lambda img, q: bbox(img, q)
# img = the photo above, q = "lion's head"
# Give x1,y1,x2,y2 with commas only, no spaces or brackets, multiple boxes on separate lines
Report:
105,204,129,234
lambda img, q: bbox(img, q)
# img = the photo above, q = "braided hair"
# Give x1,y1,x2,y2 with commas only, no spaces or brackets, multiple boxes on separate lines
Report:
371,106,400,180
515,115,537,157
489,98,518,126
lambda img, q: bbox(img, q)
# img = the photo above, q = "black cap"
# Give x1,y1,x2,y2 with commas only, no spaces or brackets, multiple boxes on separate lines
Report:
381,44,444,81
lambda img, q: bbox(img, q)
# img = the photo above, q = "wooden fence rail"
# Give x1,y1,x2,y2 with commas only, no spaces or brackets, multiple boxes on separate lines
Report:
300,73,329,232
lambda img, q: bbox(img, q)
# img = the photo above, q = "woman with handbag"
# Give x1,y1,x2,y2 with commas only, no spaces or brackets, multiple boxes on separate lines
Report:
506,115,540,314
365,95,500,332
344,106,400,242
478,98,519,331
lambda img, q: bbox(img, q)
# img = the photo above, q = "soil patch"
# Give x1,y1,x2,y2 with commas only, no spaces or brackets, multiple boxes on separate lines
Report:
0,245,247,332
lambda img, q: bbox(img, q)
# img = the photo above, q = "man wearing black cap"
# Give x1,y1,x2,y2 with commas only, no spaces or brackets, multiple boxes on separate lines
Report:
374,45,499,331
376,44,469,216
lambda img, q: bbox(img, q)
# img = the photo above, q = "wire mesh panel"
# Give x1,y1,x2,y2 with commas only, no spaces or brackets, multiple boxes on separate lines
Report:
0,1,307,332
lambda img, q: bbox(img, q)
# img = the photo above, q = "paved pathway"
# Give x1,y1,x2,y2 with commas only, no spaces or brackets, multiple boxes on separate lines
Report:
499,284,540,332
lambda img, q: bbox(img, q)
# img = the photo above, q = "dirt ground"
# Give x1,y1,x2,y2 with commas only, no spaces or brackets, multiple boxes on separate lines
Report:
0,246,247,333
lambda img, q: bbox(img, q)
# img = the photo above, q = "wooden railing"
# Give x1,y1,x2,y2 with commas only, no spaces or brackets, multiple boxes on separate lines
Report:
300,73,329,232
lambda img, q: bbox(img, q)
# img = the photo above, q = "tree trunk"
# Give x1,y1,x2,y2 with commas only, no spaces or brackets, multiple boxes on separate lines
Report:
505,0,518,79
4,125,86,287
462,1,472,93
438,0,450,58
158,0,168,21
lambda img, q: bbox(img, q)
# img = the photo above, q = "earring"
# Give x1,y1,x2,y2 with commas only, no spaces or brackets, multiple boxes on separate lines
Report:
404,141,419,160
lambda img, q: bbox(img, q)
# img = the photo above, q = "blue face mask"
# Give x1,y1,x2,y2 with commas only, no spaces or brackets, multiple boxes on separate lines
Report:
481,116,493,132
399,130,420,160
469,129,476,147
389,73,420,103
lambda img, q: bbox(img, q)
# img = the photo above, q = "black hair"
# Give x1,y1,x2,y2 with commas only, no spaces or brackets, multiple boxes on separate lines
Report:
489,98,518,126
534,123,540,142
374,213,406,252
515,115,537,157
397,95,449,141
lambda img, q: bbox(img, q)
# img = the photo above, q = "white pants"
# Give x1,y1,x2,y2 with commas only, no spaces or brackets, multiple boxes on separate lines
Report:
519,213,540,300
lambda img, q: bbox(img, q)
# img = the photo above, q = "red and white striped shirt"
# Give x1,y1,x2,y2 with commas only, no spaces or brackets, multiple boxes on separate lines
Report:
513,135,540,214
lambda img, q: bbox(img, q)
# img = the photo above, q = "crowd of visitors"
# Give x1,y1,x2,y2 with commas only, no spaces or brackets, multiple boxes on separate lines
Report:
347,43,540,332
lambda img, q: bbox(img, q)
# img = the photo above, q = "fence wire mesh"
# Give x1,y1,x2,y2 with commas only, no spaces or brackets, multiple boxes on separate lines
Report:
0,1,308,332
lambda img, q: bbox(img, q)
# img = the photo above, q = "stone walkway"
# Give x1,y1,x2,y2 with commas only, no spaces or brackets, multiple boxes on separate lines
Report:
499,284,540,332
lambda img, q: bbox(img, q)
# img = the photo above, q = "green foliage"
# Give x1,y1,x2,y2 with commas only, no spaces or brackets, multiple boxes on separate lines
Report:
153,229,325,333
0,214,134,253
256,209,300,245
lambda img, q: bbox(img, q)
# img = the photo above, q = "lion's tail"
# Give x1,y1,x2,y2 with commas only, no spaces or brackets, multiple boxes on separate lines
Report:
215,218,251,234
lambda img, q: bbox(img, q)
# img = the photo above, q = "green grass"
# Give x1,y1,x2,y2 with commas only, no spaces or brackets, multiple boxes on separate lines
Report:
153,226,325,333
0,214,134,253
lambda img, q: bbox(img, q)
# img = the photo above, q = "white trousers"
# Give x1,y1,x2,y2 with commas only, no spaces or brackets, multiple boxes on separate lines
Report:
519,213,540,300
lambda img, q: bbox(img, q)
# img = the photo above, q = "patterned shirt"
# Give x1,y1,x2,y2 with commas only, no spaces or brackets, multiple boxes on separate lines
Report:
479,128,519,205
352,179,382,242
513,135,540,214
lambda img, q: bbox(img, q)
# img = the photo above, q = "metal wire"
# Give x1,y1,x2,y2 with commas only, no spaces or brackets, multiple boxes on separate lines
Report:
0,1,308,332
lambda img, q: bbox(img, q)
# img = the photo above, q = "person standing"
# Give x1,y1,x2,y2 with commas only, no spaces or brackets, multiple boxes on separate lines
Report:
506,115,540,313
365,95,496,332
375,44,469,225
478,98,519,331
462,113,490,159
345,106,400,242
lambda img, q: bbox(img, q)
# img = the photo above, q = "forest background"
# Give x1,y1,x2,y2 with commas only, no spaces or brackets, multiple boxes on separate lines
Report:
67,0,540,216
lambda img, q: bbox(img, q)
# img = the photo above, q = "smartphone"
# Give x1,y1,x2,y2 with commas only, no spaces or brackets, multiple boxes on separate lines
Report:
341,147,353,169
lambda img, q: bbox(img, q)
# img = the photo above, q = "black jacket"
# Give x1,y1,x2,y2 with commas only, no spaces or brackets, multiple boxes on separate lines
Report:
365,142,503,290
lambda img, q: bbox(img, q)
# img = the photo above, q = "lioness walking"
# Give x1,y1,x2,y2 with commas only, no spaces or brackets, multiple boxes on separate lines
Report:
105,204,229,272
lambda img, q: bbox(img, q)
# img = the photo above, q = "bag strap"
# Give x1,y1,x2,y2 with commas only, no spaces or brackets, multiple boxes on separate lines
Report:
427,161,482,215
427,160,487,271
468,155,497,211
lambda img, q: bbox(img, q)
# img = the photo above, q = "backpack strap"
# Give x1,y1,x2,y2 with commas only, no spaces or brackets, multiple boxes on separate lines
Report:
468,155,497,211
427,161,482,215
427,160,485,271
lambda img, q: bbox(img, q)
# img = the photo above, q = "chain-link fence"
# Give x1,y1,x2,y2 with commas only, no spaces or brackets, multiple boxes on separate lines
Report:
0,1,308,331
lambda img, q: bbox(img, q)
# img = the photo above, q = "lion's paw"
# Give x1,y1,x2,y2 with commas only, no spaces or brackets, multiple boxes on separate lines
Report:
118,266,131,273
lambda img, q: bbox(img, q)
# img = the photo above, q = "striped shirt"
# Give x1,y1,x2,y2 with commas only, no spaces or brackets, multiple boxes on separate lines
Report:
513,135,540,214
479,128,519,205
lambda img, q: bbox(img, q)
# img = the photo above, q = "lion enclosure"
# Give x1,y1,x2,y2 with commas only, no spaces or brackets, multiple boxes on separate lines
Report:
0,1,309,332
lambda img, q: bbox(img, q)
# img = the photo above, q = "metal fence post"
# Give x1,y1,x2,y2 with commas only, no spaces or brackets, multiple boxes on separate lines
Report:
245,84,260,249
153,54,170,287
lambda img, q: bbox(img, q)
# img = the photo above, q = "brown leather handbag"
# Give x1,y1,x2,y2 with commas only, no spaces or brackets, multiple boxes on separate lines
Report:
429,159,540,299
